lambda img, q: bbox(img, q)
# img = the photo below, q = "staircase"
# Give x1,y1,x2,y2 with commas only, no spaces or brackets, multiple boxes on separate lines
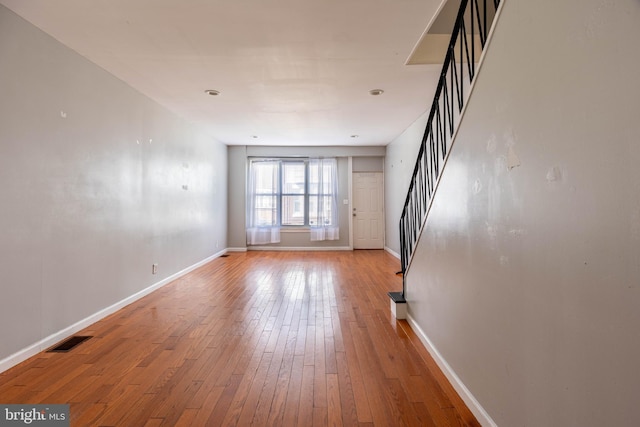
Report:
395,0,502,299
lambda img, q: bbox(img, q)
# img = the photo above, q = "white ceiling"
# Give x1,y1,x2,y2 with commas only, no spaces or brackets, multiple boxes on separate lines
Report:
0,0,445,146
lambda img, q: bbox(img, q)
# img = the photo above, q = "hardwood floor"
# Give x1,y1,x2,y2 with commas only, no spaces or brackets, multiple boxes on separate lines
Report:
0,250,479,426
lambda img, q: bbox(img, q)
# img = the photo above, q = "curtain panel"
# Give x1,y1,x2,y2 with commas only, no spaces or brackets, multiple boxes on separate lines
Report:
246,159,281,245
309,158,339,241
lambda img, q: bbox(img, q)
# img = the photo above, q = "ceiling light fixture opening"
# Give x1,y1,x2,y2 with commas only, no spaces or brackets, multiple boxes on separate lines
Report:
205,89,220,96
369,89,384,96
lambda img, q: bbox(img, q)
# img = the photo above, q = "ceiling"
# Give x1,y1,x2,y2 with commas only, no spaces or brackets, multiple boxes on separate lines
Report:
0,0,448,146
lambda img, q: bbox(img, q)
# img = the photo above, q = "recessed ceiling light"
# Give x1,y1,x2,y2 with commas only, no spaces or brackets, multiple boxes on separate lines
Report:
205,89,220,96
369,89,384,96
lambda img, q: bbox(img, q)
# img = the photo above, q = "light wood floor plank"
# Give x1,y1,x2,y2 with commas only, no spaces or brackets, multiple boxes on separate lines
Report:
0,250,479,426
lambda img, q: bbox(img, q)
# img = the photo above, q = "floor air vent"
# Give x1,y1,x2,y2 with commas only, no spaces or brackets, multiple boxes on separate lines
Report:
220,254,230,257
47,336,92,352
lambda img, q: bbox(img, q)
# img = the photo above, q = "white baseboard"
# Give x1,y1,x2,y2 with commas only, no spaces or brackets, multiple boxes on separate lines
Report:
0,249,226,374
226,247,248,252
406,312,496,427
248,246,351,251
384,246,401,259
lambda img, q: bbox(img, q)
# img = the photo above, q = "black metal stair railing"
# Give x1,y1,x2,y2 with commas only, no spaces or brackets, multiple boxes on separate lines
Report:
398,0,501,296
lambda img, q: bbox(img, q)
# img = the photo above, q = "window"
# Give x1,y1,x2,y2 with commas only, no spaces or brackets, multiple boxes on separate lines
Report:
251,160,279,227
247,158,339,244
308,160,336,227
281,161,306,225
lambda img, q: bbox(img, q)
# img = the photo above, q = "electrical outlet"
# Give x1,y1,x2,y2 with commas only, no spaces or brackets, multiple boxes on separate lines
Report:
152,264,158,274
216,240,219,248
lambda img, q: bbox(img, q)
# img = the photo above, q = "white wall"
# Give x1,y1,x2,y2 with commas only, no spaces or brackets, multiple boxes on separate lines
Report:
353,156,384,172
405,0,640,425
227,146,248,250
384,111,429,255
0,6,227,368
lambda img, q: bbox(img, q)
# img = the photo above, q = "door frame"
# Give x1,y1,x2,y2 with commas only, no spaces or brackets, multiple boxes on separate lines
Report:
350,168,385,250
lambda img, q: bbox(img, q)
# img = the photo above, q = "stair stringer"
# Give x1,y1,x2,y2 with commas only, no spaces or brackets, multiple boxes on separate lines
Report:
401,2,506,426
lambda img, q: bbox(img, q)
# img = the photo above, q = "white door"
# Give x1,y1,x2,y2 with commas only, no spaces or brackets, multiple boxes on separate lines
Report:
353,172,384,249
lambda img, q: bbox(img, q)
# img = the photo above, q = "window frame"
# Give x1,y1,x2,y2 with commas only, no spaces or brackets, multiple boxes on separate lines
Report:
250,159,280,228
307,160,336,227
249,157,336,229
279,159,308,227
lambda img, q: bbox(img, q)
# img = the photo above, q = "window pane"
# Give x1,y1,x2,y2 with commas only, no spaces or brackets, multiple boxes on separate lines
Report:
254,161,278,193
282,195,305,225
282,162,305,194
309,163,319,194
309,196,333,226
308,162,333,195
255,195,277,226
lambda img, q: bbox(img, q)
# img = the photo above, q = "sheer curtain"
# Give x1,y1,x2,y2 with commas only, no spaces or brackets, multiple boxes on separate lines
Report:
309,158,339,241
246,159,281,245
